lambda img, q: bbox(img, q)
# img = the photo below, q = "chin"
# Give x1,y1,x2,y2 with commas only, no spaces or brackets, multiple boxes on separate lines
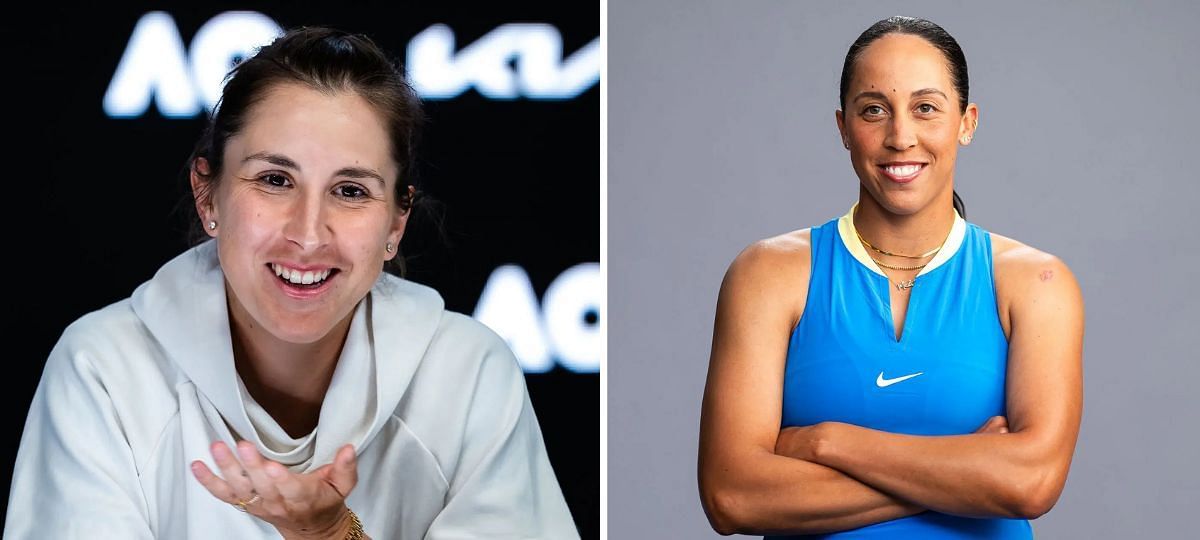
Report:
883,199,927,216
263,317,339,345
867,188,927,215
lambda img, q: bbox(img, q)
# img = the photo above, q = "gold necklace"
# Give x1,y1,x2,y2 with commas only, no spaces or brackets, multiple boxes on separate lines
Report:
870,258,932,271
854,227,942,259
869,256,926,290
852,207,952,290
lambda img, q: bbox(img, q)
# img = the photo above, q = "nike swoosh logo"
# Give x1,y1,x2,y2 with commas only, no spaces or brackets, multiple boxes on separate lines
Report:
876,371,924,387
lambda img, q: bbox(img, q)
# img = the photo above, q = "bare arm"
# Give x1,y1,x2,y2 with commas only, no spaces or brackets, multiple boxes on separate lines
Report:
698,235,927,536
776,249,1084,519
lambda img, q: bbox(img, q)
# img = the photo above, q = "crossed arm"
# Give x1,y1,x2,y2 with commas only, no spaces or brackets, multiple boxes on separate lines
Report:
697,238,1083,536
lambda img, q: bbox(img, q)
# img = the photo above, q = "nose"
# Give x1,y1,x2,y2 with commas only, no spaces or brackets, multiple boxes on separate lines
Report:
282,192,331,251
883,114,917,151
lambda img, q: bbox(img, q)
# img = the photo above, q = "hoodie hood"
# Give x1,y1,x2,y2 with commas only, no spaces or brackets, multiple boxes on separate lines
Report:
130,240,444,471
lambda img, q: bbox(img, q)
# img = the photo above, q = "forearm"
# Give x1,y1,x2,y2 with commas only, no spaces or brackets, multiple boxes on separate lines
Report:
702,449,925,536
814,423,1039,518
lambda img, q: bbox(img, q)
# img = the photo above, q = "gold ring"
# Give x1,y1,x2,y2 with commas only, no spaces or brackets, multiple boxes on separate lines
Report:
234,493,261,512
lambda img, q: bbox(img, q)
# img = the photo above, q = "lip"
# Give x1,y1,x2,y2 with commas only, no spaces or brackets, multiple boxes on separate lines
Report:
266,264,338,300
271,261,338,272
877,162,927,184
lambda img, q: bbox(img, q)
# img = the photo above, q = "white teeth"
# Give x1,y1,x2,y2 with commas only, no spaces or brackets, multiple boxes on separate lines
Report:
271,264,334,285
884,164,922,177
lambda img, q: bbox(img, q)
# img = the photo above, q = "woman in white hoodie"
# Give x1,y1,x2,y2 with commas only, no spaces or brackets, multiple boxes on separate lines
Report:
5,27,577,540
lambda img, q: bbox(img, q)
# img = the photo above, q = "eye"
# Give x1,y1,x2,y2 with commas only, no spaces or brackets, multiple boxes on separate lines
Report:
916,103,938,114
863,105,886,116
336,184,369,200
258,173,290,188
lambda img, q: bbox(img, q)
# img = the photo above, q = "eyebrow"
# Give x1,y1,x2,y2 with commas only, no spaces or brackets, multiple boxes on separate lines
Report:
853,88,949,103
243,152,386,188
243,152,299,170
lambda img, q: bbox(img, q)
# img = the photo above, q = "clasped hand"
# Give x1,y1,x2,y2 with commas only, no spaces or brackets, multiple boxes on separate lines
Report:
191,441,359,539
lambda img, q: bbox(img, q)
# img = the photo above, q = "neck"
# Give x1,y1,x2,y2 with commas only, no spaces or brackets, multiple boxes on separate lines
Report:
853,188,957,256
226,284,353,437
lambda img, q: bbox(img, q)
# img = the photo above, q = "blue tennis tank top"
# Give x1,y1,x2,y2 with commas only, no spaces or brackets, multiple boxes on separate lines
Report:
772,208,1032,539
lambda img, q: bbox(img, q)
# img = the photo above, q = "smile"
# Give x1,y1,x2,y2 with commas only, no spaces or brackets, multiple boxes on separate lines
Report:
271,263,334,285
267,263,340,298
878,163,926,184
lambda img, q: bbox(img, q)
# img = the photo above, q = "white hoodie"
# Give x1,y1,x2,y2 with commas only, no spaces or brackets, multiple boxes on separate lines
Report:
4,241,579,539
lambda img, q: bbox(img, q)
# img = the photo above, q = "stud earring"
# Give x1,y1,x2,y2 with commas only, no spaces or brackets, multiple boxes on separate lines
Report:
385,242,394,253
208,221,217,230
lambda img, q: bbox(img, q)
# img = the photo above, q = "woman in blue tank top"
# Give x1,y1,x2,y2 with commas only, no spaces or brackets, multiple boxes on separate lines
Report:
698,16,1084,539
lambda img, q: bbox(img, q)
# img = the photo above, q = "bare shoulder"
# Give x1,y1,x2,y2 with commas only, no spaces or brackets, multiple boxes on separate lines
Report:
724,228,812,288
990,233,1076,286
989,232,1083,321
719,229,812,327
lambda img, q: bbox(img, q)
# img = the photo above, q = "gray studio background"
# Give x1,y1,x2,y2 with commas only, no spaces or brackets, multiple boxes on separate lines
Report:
609,0,1199,538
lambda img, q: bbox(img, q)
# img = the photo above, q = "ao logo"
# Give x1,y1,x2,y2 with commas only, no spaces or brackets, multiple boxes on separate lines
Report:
473,263,601,374
104,11,600,118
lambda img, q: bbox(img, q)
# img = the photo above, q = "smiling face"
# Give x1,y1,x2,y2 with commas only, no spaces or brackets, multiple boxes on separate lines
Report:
836,33,977,216
195,83,408,345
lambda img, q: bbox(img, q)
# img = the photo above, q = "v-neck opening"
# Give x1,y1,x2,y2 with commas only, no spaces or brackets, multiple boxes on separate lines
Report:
834,204,967,345
875,251,961,344
881,274,914,343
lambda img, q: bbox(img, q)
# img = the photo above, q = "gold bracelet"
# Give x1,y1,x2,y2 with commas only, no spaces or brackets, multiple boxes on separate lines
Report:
345,508,365,540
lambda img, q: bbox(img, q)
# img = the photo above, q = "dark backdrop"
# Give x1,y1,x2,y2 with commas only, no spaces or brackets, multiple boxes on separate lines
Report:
2,3,598,538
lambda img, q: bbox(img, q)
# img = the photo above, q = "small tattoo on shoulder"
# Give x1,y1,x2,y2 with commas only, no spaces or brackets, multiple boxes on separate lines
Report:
1039,269,1054,282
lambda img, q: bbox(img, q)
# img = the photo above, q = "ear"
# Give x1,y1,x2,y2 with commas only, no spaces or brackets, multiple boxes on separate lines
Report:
835,109,848,149
959,103,979,146
190,158,218,237
384,185,415,261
